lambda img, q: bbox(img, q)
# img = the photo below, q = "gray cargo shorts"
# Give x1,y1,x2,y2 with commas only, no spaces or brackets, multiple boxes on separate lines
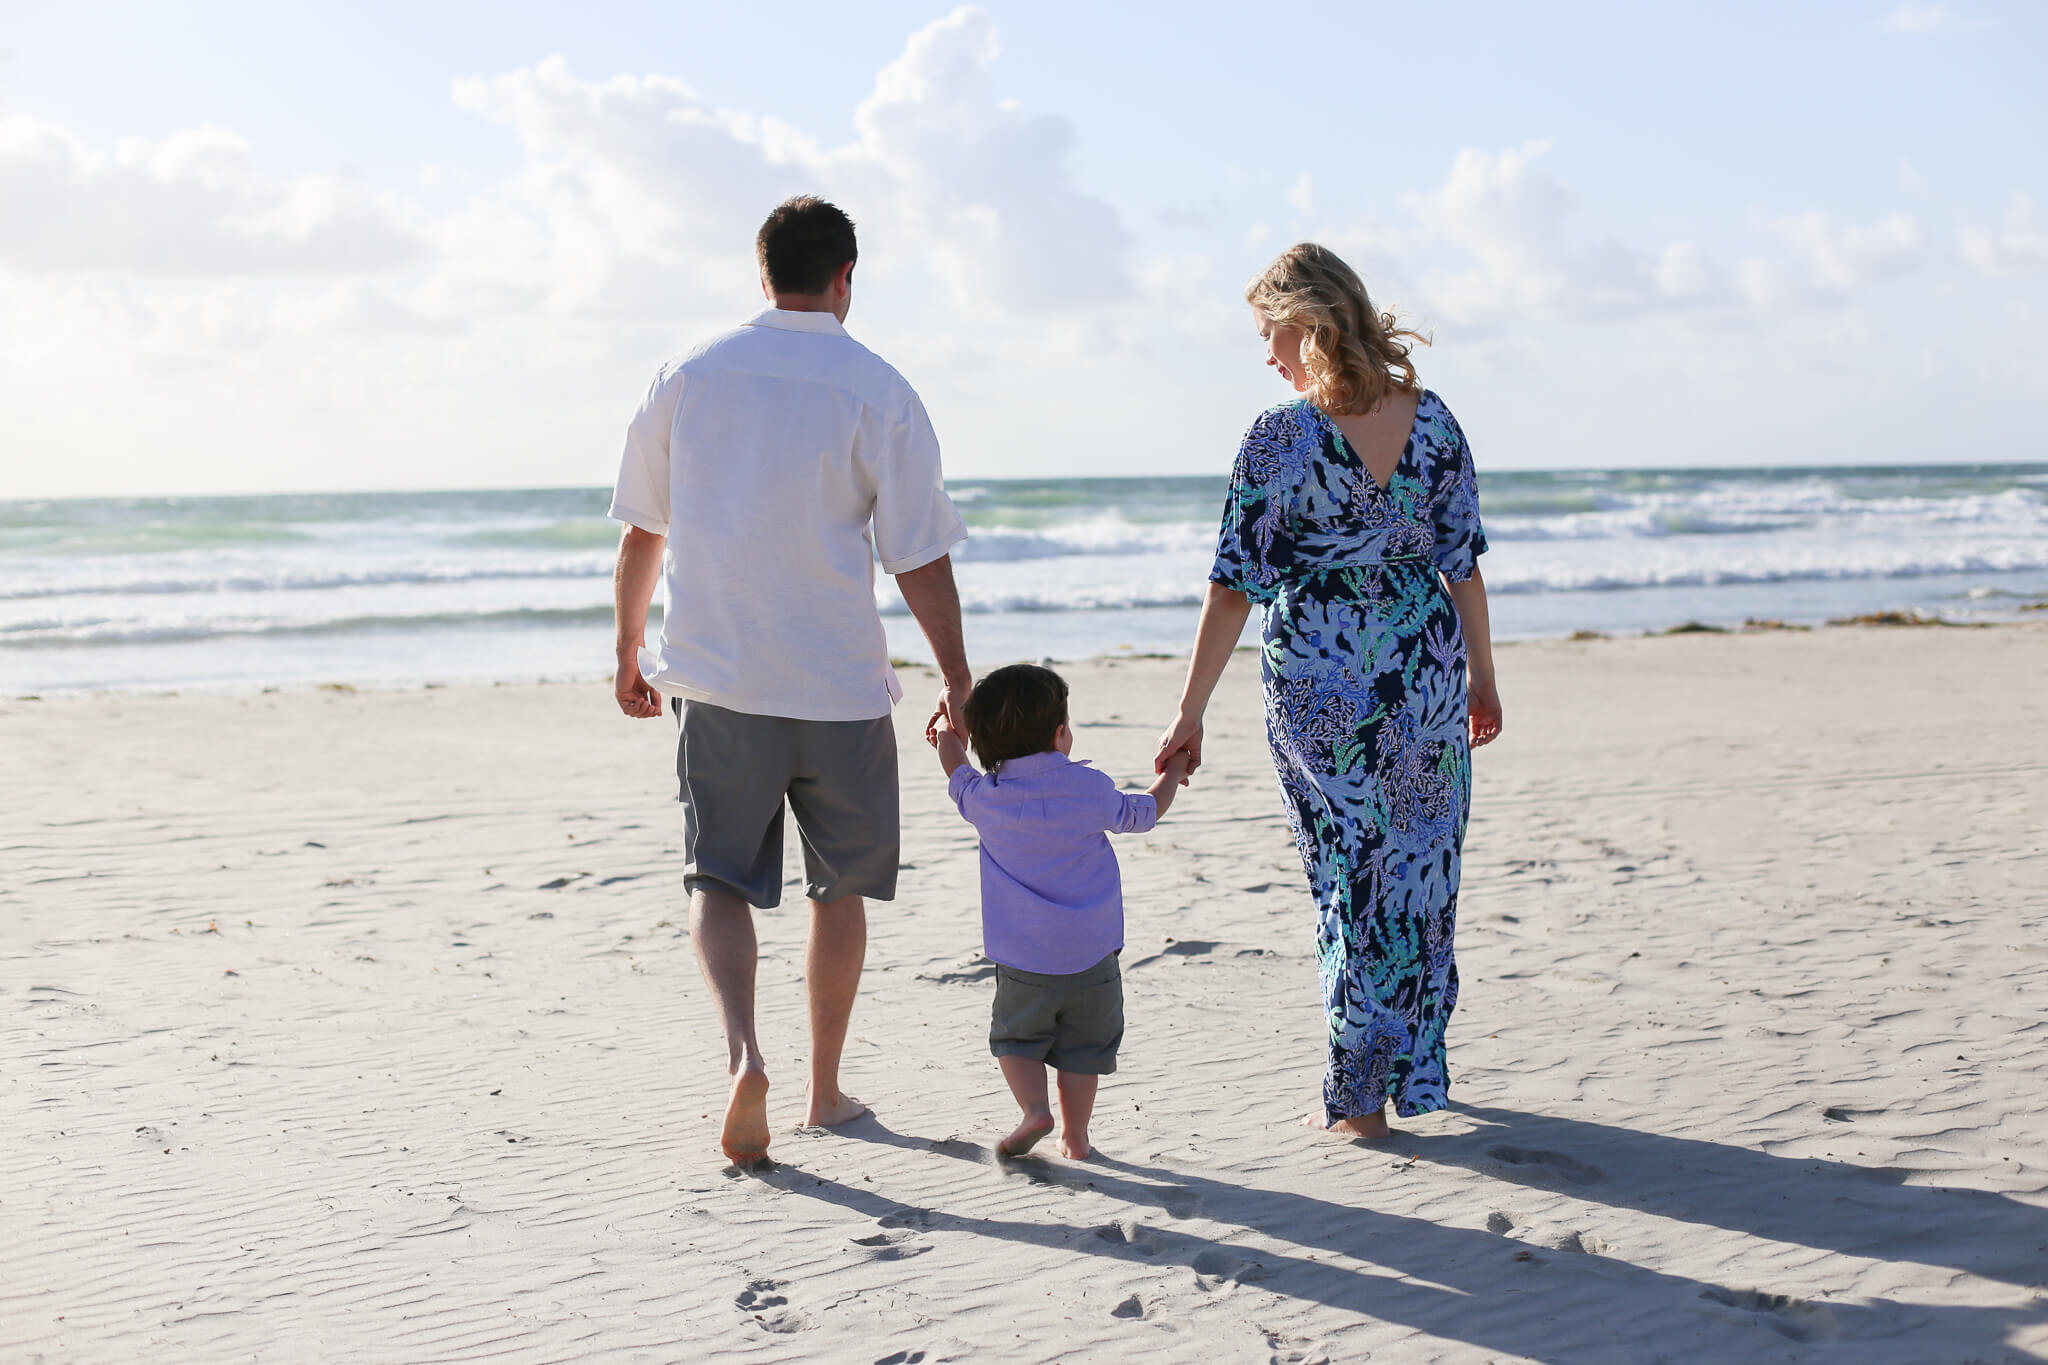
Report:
989,951,1123,1075
673,698,899,909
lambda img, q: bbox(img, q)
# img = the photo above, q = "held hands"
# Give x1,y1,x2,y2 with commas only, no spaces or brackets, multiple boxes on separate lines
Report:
925,678,969,748
1153,709,1203,778
1469,677,1503,747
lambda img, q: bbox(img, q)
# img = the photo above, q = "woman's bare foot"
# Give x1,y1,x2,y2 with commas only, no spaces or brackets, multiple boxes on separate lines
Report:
998,1108,1055,1157
804,1088,868,1127
1056,1131,1093,1160
1302,1107,1393,1140
721,1066,772,1166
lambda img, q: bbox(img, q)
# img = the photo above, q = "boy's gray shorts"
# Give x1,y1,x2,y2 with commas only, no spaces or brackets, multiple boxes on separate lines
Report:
673,698,898,909
990,951,1123,1075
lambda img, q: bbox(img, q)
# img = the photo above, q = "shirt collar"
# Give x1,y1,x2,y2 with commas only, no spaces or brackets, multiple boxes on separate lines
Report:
745,307,848,337
992,751,1077,781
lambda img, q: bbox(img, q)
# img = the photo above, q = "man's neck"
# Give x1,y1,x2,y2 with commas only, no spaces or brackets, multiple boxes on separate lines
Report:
768,293,838,315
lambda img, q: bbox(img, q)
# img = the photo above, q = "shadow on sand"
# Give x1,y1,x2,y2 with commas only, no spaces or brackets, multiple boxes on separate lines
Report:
742,1109,2046,1362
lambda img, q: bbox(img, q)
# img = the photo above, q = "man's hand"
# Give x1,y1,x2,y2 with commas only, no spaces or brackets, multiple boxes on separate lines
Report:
925,676,970,747
615,654,663,718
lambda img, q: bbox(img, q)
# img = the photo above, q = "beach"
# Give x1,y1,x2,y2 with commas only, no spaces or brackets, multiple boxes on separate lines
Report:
5,623,2046,1362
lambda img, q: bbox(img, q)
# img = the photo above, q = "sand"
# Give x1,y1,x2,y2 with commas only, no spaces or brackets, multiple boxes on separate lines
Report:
4,624,2046,1363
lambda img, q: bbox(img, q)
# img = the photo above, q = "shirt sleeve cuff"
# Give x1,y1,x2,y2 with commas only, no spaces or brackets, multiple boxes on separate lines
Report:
608,500,669,537
946,762,979,812
880,524,968,575
1114,792,1160,835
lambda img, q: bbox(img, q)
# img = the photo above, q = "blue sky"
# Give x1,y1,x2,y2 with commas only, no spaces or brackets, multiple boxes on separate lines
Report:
1,1,2042,495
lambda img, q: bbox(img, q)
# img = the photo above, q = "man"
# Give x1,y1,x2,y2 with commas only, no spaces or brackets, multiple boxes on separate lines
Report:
609,196,972,1166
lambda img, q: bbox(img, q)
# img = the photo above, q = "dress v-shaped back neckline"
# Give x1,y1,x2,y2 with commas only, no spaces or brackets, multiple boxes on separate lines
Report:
1313,394,1424,495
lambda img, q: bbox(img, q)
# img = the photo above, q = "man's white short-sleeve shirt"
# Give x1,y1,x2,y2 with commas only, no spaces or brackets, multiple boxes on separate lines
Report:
609,308,967,722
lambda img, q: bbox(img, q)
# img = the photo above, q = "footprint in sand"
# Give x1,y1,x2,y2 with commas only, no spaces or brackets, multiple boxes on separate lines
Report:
735,1278,812,1334
1190,1247,1269,1291
1485,1144,1607,1186
1093,1220,1162,1255
878,1206,941,1232
849,1229,932,1262
1156,1186,1200,1219
1485,1210,1516,1234
1698,1287,1841,1343
1821,1104,1886,1122
1260,1327,1333,1365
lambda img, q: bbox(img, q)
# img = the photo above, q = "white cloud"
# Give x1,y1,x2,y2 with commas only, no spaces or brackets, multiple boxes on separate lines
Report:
1288,173,1315,218
1960,195,2048,273
1877,2,1972,34
0,115,422,276
1398,141,1726,325
848,7,1132,318
1753,210,1927,301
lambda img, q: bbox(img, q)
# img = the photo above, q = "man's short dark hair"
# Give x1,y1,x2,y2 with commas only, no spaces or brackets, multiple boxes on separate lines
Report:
756,196,858,295
964,664,1069,771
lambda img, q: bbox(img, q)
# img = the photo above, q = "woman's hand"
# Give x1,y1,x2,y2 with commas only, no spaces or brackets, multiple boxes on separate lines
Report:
1155,710,1205,776
1469,677,1503,748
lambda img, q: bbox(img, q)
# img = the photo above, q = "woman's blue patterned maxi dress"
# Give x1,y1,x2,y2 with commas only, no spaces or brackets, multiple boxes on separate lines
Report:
1210,393,1487,1123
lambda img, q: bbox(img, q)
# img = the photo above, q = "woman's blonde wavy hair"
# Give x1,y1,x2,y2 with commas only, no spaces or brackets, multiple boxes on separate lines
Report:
1246,243,1428,416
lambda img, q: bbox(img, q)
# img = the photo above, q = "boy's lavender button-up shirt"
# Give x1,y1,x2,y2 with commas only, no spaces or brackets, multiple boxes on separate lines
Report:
948,750,1159,975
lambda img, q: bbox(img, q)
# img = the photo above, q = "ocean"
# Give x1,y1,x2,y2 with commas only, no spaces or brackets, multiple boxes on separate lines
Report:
4,465,2047,695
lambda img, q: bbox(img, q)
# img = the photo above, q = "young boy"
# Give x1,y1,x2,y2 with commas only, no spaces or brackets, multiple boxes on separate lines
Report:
930,663,1192,1159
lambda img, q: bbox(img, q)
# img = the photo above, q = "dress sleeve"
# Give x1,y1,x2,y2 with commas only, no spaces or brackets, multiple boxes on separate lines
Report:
1209,408,1303,605
1430,413,1488,583
608,365,680,537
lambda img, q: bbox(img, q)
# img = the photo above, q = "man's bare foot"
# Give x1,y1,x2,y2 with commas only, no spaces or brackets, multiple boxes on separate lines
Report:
998,1109,1055,1157
1302,1108,1393,1140
1056,1131,1092,1160
804,1088,868,1128
722,1067,772,1166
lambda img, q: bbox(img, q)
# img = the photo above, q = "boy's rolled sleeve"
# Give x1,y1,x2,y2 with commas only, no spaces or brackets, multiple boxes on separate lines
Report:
947,763,983,820
1109,791,1159,836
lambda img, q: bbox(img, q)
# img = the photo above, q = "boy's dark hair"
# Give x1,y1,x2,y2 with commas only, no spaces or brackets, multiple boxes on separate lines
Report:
755,196,858,295
963,664,1069,771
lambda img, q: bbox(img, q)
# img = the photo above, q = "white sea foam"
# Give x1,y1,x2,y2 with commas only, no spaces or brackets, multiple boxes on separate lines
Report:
5,467,2046,690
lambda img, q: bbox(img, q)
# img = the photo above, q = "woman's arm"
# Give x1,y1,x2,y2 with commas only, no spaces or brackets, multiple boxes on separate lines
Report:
1445,567,1502,747
1154,582,1253,773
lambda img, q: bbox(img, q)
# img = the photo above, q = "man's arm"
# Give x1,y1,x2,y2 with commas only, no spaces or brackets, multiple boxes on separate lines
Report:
613,525,666,718
893,553,973,735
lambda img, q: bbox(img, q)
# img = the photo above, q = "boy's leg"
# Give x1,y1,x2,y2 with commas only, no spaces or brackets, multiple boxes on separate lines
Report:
804,894,868,1126
691,886,771,1165
1055,1071,1099,1160
997,1055,1055,1157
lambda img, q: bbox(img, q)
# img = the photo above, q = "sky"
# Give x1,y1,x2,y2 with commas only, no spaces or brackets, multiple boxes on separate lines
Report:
0,0,2043,497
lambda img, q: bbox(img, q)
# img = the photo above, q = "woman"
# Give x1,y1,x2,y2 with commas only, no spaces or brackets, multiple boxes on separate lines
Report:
1154,243,1502,1139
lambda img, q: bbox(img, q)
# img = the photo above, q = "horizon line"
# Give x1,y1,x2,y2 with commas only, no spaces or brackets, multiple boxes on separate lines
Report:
7,457,2048,506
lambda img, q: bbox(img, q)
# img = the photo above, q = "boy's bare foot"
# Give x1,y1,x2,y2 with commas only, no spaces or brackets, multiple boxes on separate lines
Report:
1302,1108,1393,1140
998,1109,1055,1157
722,1066,772,1165
1057,1131,1093,1160
804,1088,868,1127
